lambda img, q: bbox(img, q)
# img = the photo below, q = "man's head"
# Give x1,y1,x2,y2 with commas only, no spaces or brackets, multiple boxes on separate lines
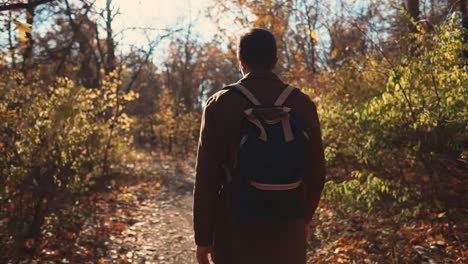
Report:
237,28,278,73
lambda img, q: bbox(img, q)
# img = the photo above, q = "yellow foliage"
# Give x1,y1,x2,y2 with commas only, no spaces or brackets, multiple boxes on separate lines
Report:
14,20,32,42
310,30,317,39
152,89,200,154
0,69,136,245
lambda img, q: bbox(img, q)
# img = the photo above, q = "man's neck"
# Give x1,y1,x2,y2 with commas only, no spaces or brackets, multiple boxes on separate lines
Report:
243,69,273,76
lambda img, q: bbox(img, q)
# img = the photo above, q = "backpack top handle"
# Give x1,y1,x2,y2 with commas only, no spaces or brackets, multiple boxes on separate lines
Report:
228,83,298,143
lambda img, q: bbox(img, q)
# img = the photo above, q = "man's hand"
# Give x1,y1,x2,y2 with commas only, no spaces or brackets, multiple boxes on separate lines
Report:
196,245,213,264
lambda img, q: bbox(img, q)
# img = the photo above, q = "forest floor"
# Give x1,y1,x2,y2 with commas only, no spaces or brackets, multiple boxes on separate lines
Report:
92,151,197,264
23,150,466,264
22,151,197,264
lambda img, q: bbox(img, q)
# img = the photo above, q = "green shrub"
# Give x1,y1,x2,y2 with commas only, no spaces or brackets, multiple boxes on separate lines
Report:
323,170,420,217
314,17,467,215
358,17,467,164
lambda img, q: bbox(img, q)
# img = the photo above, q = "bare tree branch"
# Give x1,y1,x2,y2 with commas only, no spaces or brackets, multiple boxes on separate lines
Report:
0,0,55,12
124,32,174,93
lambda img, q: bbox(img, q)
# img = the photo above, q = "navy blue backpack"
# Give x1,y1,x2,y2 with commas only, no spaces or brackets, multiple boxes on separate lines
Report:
223,83,307,222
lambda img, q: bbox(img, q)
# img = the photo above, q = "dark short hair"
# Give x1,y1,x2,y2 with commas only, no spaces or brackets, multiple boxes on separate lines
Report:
237,28,277,70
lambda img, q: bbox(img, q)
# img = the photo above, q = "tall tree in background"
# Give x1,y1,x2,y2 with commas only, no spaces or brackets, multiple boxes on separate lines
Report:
63,0,100,88
405,0,421,32
284,0,321,77
461,0,468,58
196,41,239,99
327,17,367,68
294,0,319,74
103,0,116,73
6,9,16,68
163,28,202,112
22,0,36,72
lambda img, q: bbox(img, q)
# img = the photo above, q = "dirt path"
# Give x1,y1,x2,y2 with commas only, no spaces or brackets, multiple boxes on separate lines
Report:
103,154,197,264
11,150,465,263
83,152,465,264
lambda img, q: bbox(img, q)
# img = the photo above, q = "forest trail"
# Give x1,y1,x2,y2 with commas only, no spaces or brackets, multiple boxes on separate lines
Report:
85,151,463,264
19,150,465,264
96,152,197,264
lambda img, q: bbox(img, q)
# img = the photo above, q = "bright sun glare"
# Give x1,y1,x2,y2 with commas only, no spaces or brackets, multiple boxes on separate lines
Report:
96,0,216,52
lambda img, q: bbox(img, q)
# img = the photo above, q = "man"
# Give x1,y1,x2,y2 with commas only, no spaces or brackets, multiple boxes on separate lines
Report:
193,28,326,264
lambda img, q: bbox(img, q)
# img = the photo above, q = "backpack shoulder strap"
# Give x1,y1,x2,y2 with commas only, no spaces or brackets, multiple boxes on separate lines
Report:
224,83,261,106
274,85,298,106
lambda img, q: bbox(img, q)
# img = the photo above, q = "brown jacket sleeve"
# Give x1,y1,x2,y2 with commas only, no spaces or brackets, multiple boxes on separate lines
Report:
298,94,326,223
193,96,223,246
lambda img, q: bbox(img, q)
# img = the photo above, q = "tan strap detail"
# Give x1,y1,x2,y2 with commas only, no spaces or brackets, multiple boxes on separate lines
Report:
246,107,293,142
247,116,268,141
274,86,297,106
281,116,294,142
250,180,302,191
261,107,291,125
264,118,282,125
240,135,248,146
232,83,261,106
244,108,254,115
245,109,268,141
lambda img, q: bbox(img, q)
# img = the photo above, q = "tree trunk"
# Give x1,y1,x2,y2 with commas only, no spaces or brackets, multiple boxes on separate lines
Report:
461,0,468,58
305,0,318,74
405,0,420,32
105,0,116,73
7,10,16,69
63,0,99,88
22,1,35,74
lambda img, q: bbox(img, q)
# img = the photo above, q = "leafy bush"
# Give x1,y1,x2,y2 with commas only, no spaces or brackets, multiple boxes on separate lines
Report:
0,69,135,254
151,89,200,154
314,17,467,214
323,170,420,217
358,17,467,166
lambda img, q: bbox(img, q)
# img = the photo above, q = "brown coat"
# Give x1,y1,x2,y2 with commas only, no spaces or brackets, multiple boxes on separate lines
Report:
193,71,326,264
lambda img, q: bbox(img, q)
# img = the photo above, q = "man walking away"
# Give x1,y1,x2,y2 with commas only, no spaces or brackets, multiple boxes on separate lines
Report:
193,28,326,264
